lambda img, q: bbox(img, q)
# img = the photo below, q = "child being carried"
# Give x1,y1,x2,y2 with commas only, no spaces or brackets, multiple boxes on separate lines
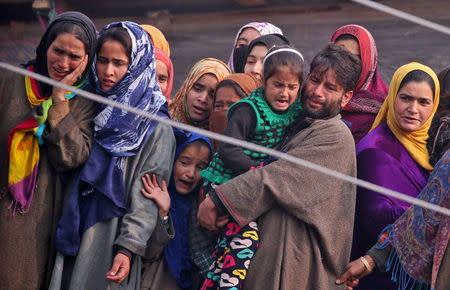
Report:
200,46,305,290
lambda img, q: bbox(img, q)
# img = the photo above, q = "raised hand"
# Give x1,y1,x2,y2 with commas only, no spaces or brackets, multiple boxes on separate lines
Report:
52,54,88,102
141,173,170,219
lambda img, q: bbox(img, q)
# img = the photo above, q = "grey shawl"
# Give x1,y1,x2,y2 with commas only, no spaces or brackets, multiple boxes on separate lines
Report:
214,115,357,289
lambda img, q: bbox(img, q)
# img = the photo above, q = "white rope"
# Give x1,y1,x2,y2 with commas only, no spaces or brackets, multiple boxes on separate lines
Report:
350,0,450,36
1,61,449,217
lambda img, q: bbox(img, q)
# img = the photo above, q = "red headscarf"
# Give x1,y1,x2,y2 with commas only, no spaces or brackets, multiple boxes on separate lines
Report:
331,24,389,144
154,47,173,102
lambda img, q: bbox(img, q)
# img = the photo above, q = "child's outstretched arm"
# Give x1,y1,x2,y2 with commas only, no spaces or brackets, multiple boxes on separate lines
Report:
141,173,170,219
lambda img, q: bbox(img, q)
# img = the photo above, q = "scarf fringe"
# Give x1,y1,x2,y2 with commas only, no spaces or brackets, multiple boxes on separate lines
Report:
0,187,29,216
376,225,430,290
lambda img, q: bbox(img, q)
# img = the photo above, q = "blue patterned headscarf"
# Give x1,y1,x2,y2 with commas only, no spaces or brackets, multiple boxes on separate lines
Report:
92,21,168,155
165,129,213,288
56,21,169,256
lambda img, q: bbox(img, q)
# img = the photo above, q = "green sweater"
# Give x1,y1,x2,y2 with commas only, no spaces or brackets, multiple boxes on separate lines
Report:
201,87,302,184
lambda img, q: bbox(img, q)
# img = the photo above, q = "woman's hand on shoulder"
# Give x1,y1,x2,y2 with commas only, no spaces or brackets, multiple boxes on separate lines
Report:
141,173,170,219
52,54,88,102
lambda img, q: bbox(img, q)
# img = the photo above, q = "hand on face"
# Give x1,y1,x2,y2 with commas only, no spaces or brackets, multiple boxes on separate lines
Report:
47,33,88,102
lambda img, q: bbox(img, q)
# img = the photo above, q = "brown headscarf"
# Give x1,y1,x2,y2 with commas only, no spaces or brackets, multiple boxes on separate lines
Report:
221,73,261,96
209,73,261,151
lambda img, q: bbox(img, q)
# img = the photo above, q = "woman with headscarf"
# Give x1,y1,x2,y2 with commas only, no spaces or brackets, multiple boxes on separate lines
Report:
243,34,291,81
0,11,97,290
140,24,171,57
331,24,389,144
351,62,440,289
155,47,174,102
209,73,261,151
141,24,174,102
227,22,283,73
50,21,175,290
337,110,450,290
169,58,231,129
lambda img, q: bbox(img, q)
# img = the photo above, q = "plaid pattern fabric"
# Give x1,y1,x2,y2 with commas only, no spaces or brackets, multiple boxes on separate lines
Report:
189,193,218,277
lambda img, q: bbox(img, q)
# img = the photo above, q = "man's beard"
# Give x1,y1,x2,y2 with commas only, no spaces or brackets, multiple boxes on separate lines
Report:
300,86,343,119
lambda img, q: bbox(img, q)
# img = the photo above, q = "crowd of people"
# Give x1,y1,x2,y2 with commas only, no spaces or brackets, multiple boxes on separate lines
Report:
0,10,449,290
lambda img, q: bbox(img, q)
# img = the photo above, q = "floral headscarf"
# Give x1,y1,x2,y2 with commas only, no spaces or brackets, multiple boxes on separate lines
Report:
169,58,231,129
227,22,282,72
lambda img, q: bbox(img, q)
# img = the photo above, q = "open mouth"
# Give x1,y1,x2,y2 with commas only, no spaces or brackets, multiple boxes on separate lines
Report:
178,179,193,189
276,99,289,106
193,105,207,115
52,67,70,79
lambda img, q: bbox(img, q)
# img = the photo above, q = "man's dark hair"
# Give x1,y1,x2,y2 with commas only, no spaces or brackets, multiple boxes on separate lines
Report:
309,43,362,92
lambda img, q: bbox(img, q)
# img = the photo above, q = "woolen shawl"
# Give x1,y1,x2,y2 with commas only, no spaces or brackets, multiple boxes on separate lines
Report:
375,150,449,289
5,11,97,213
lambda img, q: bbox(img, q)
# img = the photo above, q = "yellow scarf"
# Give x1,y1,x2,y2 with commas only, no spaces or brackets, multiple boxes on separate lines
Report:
370,62,440,171
8,68,86,211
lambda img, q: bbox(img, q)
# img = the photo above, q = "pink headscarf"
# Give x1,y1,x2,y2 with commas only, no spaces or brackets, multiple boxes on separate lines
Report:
154,47,173,102
227,22,283,72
